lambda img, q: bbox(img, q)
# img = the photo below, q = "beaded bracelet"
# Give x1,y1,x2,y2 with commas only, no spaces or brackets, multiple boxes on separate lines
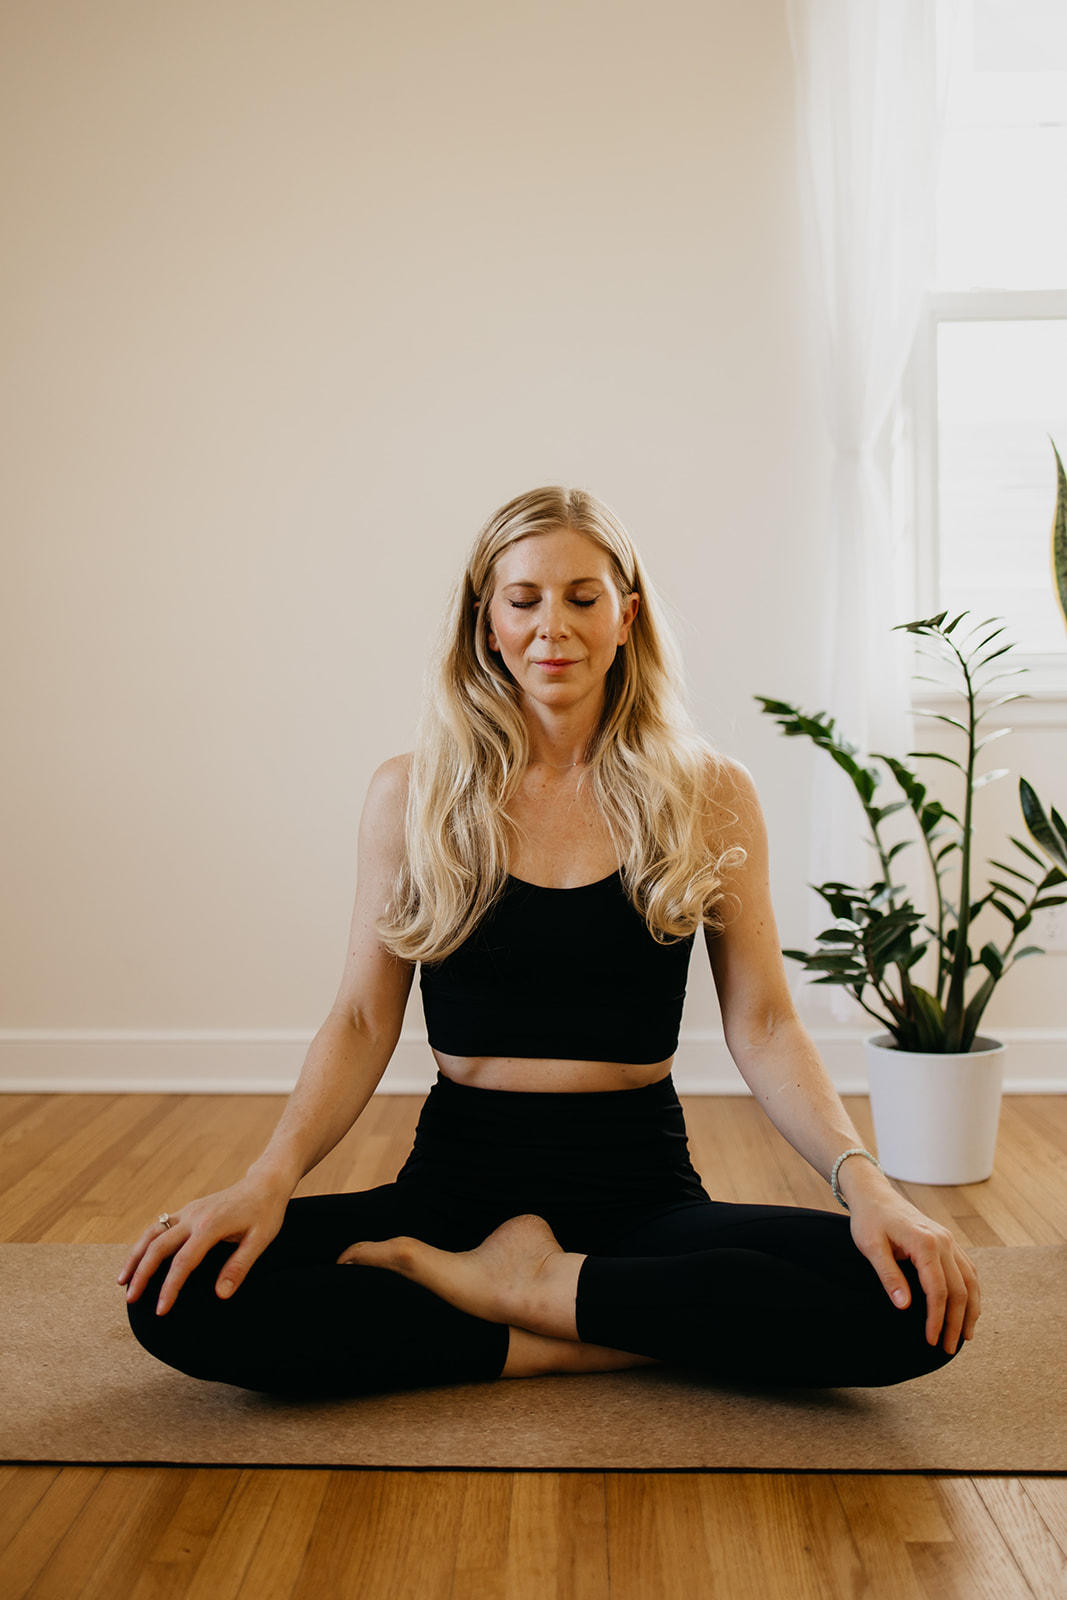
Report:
830,1147,882,1210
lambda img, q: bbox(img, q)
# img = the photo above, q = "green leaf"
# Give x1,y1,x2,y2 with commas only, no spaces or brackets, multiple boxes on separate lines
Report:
1020,779,1067,871
974,642,1015,670
1010,835,1047,868
1053,806,1067,848
988,880,1027,907
972,768,1010,791
961,972,998,1053
979,943,1004,979
988,858,1036,885
909,985,946,1049
911,750,966,772
1052,438,1067,633
914,710,970,735
1033,896,1067,910
1012,945,1044,960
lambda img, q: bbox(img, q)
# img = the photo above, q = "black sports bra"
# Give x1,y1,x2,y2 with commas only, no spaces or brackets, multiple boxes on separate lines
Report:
419,872,695,1065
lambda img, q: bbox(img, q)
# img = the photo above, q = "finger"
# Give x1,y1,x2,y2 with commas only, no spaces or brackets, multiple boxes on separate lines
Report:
957,1249,982,1343
123,1220,186,1303
212,1236,268,1302
154,1233,219,1315
118,1213,180,1285
915,1254,948,1347
856,1234,913,1311
938,1258,969,1354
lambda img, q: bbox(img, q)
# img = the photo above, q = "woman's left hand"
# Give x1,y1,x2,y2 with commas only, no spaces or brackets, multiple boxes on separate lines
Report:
845,1181,981,1354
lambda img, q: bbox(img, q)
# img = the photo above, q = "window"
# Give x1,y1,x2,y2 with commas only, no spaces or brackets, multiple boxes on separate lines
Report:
909,0,1067,688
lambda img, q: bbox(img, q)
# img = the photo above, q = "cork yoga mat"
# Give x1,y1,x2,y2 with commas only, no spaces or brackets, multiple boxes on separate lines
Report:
1,1245,1062,1472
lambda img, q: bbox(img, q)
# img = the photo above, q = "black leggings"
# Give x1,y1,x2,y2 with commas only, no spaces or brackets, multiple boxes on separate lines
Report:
127,1074,957,1395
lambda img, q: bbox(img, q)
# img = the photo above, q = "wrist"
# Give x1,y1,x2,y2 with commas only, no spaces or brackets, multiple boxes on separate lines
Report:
244,1151,301,1200
831,1147,888,1210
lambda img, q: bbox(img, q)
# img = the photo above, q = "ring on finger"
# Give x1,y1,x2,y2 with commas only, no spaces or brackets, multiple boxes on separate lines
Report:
157,1212,174,1229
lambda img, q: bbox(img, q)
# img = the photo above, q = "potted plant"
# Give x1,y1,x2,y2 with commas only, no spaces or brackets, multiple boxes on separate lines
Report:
757,612,1066,1184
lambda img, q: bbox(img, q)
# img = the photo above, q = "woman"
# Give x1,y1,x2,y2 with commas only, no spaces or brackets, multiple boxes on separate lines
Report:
121,486,979,1395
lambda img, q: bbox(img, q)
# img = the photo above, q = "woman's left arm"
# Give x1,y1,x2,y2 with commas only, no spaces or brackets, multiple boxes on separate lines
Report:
704,760,980,1355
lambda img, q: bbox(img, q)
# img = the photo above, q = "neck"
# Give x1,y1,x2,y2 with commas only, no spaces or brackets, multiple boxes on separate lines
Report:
522,699,601,773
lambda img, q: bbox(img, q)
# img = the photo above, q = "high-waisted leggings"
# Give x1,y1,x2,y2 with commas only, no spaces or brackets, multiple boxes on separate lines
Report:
127,1073,958,1395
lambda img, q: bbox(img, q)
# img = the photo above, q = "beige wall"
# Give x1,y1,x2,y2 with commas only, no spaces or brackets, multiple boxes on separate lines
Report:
2,1,1061,1086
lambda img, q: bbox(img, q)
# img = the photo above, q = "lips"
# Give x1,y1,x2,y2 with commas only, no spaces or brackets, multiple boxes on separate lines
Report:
534,659,578,670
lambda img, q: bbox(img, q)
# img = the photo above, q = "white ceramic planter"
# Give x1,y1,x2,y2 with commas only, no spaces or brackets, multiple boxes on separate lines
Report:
864,1033,1005,1185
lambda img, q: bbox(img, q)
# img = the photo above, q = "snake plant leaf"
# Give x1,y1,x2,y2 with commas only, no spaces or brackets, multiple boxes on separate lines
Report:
1020,778,1067,871
1052,438,1067,633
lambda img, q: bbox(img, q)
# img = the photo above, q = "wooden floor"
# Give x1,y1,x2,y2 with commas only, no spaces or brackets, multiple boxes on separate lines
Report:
2,1090,1066,1599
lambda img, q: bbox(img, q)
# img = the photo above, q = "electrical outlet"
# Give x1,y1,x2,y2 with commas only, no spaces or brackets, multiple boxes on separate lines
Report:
1032,903,1067,955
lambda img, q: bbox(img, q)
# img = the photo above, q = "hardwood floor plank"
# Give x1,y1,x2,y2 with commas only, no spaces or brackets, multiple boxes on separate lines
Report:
179,1469,284,1600
349,1471,464,1600
973,1478,1067,1600
503,1474,562,1600
557,1473,610,1600
907,1478,1039,1600
288,1471,381,1600
605,1475,713,1600
0,1468,103,1600
830,1475,940,1600
23,1467,182,1600
0,1468,61,1561
127,1468,243,1600
1019,1479,1067,1559
451,1470,513,1600
0,1098,121,1226
232,1470,331,1600
0,1098,174,1242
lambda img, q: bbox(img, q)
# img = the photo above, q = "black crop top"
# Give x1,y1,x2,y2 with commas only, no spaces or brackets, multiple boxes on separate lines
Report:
419,872,694,1065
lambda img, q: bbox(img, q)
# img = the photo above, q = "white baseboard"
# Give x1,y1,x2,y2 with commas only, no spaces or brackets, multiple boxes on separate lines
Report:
1,1028,1064,1095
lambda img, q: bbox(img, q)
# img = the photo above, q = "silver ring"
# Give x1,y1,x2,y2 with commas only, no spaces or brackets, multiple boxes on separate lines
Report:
157,1212,173,1229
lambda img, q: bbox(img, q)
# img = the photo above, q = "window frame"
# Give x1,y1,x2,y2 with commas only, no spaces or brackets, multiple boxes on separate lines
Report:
906,286,1067,716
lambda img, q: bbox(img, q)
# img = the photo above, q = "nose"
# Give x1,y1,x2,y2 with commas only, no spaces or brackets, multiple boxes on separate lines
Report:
539,599,570,640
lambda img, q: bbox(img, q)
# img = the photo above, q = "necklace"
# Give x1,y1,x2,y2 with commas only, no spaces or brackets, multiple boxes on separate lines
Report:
535,758,585,772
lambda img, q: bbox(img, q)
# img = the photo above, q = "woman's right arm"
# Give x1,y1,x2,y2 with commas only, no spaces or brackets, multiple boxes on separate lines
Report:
119,755,415,1314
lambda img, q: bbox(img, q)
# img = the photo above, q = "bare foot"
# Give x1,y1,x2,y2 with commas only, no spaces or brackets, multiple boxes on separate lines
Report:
503,1327,658,1378
337,1214,584,1340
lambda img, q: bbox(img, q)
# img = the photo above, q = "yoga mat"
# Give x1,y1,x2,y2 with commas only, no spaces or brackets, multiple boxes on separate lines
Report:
1,1245,1062,1471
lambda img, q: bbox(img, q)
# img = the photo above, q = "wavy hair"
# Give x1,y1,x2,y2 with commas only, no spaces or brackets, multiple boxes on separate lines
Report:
378,486,744,962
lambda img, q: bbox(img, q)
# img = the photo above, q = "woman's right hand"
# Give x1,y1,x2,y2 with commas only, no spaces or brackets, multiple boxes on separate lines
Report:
117,1176,290,1315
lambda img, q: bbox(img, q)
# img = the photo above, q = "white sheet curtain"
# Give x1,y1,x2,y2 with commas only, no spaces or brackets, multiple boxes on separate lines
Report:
786,0,952,940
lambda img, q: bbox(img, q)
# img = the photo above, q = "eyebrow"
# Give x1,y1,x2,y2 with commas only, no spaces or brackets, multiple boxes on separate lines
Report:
500,578,603,590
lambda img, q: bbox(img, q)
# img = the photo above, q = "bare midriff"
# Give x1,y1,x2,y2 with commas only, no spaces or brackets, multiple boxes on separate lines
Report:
432,1050,675,1093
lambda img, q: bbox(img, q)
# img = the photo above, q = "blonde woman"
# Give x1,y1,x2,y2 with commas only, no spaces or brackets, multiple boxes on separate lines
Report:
121,487,979,1393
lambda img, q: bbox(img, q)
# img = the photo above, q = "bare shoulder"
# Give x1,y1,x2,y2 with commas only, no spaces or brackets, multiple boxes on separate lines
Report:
358,754,412,866
701,753,766,845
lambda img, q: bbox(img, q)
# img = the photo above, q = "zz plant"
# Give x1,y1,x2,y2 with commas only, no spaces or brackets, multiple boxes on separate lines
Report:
758,613,1067,1054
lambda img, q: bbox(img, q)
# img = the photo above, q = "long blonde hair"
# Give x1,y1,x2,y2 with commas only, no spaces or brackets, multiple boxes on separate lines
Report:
379,487,743,962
